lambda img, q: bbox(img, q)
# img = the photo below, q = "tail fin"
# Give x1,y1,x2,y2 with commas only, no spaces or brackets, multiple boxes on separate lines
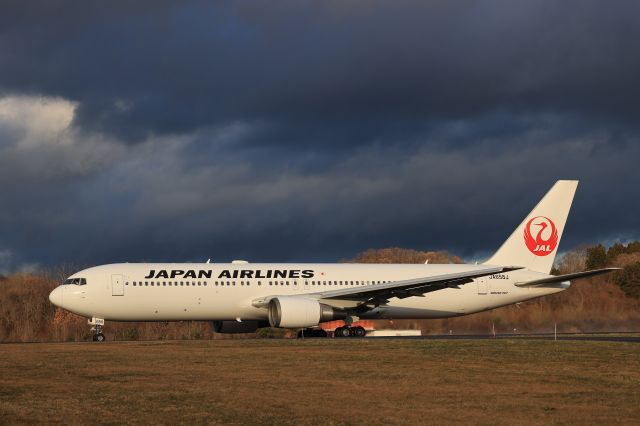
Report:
485,180,578,273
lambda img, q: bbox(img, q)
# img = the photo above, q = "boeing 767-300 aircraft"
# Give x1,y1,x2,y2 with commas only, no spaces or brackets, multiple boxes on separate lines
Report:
49,180,616,340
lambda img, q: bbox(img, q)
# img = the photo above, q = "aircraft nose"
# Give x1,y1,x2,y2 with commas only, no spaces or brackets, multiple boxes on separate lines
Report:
49,286,63,307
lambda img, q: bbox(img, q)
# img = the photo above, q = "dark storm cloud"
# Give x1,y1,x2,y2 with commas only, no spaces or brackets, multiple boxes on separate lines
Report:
0,1,639,271
2,1,640,140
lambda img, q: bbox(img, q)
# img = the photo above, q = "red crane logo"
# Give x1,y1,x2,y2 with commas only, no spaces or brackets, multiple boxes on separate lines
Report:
524,216,558,256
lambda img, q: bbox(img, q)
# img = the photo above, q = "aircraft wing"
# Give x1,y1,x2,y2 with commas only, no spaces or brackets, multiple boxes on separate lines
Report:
514,268,619,287
253,266,522,310
313,266,521,307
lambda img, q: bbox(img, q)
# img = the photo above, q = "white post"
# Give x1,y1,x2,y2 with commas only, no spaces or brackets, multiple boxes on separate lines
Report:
554,322,557,341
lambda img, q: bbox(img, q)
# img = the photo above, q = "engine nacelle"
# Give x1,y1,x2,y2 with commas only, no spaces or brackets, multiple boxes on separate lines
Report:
268,297,346,328
210,320,269,333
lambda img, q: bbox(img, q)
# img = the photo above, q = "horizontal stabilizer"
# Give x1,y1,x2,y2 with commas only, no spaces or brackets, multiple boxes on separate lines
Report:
515,268,620,287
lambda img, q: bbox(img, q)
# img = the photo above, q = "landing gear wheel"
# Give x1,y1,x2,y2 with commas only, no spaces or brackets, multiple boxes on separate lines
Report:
94,333,106,342
336,327,352,338
352,326,366,337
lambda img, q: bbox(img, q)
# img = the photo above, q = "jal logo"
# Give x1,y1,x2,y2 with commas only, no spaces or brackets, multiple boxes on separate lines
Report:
524,216,558,256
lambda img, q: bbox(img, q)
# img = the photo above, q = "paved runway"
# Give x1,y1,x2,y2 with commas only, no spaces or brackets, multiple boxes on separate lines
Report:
2,332,639,344
372,333,640,343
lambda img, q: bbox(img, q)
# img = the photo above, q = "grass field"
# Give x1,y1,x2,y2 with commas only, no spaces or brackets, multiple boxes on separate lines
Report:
1,339,639,425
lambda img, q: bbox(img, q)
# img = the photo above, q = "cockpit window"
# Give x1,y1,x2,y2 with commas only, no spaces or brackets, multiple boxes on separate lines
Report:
63,278,87,285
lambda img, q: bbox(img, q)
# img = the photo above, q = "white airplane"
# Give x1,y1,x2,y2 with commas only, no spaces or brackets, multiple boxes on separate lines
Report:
49,180,616,341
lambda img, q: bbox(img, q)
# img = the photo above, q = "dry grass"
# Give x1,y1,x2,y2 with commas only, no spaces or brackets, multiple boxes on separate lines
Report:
0,339,639,425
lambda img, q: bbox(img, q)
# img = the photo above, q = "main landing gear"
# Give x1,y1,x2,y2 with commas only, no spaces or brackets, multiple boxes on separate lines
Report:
296,326,367,338
89,317,106,342
334,326,366,338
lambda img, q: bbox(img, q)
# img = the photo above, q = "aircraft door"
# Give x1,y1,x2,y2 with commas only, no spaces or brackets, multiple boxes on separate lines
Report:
477,277,488,295
111,274,124,296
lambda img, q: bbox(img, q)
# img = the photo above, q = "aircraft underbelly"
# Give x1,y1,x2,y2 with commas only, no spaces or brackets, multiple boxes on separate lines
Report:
94,288,271,321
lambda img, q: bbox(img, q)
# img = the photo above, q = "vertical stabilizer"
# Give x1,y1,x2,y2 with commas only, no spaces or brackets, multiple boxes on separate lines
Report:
485,180,578,273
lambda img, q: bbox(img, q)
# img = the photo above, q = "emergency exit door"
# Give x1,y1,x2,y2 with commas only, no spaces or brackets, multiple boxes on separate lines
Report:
111,274,124,296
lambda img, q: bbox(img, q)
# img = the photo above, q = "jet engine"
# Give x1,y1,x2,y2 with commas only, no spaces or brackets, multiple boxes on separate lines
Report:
210,320,269,333
268,297,346,328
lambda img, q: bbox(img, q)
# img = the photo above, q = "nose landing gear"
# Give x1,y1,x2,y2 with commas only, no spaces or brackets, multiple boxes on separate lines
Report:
89,317,106,342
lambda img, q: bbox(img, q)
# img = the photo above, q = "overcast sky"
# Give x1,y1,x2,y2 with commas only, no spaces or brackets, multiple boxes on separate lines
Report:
1,1,639,272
